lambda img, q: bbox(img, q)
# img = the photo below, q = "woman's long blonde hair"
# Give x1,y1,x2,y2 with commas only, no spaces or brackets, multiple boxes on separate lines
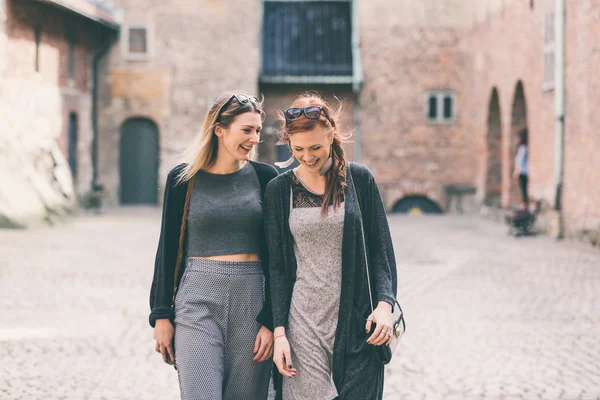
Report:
177,92,264,183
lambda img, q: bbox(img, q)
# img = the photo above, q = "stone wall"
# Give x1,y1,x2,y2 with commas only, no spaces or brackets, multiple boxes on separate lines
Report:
98,0,262,205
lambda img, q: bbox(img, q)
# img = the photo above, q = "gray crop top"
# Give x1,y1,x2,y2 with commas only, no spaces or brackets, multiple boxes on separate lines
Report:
187,163,262,257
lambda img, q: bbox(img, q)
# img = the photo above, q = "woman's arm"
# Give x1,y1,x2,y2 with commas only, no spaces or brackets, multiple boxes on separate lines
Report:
255,164,279,331
360,166,398,308
352,164,398,346
149,166,185,327
264,179,298,375
263,180,293,329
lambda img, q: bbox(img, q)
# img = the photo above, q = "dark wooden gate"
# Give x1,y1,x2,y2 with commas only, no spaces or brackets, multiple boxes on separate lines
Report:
120,118,159,204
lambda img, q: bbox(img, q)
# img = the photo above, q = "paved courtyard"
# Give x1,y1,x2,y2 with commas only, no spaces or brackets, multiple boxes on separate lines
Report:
0,208,599,399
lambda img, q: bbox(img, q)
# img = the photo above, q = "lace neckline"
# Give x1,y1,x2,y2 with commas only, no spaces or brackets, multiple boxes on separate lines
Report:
292,169,324,197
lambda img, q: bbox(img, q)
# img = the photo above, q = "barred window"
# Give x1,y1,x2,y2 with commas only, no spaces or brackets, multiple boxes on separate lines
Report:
261,1,352,81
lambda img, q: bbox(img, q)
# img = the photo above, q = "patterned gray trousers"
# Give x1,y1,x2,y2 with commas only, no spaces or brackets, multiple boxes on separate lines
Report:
174,258,271,400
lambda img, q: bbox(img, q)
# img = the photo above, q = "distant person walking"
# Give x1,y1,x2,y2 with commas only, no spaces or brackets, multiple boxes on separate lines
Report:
513,129,529,210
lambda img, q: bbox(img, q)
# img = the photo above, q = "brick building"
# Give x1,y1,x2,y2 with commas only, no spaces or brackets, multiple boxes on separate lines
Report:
465,0,600,243
6,0,595,243
0,0,119,227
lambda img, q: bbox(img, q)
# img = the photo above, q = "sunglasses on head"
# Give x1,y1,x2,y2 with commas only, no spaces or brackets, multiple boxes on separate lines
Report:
229,93,258,105
221,94,259,111
284,106,332,124
217,94,259,122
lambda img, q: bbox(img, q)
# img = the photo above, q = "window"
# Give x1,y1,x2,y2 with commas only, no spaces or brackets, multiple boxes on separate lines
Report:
426,91,456,123
443,95,453,119
428,96,438,119
129,28,147,53
68,30,76,79
261,1,352,81
123,24,151,60
34,25,41,72
543,12,555,90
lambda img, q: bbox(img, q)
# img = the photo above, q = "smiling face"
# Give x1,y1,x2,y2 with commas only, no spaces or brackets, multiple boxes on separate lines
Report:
215,111,262,162
289,123,333,173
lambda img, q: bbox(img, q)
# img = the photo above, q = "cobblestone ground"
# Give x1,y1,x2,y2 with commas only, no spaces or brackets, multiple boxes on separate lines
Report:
0,208,599,400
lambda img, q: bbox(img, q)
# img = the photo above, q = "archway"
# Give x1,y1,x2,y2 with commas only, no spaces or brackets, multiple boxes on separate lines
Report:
119,118,159,204
509,81,528,206
392,196,443,215
485,88,502,207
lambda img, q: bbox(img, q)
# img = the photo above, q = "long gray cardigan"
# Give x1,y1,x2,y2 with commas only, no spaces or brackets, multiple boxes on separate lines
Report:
264,162,398,399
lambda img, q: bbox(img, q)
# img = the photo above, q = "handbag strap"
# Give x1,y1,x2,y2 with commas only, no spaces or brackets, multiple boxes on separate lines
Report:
172,174,196,295
349,168,375,314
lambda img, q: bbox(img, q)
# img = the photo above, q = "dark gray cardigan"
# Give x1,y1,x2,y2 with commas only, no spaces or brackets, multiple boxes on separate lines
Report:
263,162,397,397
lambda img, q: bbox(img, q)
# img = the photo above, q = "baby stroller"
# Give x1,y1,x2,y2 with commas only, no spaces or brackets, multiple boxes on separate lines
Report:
505,200,542,237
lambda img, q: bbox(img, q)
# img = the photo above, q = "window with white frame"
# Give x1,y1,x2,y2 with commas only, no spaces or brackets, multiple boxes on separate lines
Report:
426,91,456,123
543,12,555,90
123,24,151,60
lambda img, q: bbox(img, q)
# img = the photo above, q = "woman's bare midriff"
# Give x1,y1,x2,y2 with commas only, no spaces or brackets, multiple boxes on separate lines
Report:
188,253,260,262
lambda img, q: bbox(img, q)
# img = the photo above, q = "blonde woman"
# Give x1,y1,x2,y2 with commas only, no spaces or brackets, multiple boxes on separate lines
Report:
149,93,278,400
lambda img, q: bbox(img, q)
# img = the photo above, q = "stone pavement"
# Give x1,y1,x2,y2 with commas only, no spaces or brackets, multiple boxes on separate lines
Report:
0,208,599,400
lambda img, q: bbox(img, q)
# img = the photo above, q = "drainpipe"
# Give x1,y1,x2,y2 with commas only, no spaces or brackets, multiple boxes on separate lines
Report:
91,31,119,191
554,0,565,237
351,0,363,162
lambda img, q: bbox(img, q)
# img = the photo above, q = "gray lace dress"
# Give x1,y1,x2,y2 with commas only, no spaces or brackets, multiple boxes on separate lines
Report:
283,170,345,400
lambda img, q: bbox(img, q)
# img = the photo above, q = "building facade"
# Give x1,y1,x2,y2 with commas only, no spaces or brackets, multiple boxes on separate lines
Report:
0,0,118,227
5,0,597,244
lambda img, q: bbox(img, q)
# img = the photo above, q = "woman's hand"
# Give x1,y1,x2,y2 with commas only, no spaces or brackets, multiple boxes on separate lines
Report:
154,319,175,365
272,328,297,377
365,301,394,346
253,326,274,362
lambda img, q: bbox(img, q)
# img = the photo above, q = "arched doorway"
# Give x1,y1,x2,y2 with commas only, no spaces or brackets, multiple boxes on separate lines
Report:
485,88,502,207
509,81,528,206
392,196,443,215
120,118,159,204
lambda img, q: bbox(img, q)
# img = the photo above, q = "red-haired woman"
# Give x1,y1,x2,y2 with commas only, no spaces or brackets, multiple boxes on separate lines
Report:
264,93,398,399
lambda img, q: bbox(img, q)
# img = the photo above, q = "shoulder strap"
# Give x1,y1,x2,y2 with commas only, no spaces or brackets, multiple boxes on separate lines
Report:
173,174,196,295
349,167,375,314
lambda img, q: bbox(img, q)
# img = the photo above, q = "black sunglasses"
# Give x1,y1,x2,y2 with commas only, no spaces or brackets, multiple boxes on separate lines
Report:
284,106,332,124
221,94,259,112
